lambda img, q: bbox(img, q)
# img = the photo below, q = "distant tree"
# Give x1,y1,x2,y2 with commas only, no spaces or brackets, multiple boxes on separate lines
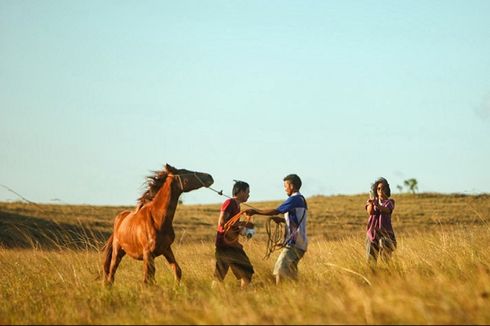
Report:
396,185,403,193
403,178,418,194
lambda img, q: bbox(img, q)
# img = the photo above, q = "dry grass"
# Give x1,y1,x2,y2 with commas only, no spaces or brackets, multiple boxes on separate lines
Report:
0,193,489,324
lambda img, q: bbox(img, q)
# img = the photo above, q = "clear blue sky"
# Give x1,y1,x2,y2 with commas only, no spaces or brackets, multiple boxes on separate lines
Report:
1,1,489,206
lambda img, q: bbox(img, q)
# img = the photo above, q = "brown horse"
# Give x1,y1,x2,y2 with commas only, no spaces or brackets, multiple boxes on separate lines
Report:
102,163,213,285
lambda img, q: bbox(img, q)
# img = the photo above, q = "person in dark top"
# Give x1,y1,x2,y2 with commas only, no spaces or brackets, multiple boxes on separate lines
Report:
213,181,254,289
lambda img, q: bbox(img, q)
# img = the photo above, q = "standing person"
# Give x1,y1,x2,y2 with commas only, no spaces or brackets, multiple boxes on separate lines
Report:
365,177,397,265
245,174,307,285
214,181,254,289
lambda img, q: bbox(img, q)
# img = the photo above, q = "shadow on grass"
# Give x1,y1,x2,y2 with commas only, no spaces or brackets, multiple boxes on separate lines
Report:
0,210,111,250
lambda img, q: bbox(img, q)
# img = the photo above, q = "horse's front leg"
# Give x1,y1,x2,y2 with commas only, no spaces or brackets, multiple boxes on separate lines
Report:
143,250,156,284
163,246,182,284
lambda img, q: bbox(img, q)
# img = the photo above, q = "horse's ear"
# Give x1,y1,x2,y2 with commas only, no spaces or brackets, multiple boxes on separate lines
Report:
164,163,177,173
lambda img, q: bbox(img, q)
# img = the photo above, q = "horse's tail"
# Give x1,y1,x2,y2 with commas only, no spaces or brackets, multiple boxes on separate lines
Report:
102,233,114,277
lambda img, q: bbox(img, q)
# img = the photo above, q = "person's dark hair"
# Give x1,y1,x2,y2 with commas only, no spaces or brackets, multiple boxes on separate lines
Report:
371,177,391,197
283,174,302,190
232,181,249,196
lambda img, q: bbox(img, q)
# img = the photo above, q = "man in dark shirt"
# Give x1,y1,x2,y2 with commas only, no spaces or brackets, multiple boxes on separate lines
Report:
214,181,254,289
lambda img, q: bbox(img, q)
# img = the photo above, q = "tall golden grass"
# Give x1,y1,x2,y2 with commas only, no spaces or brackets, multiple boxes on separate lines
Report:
0,193,489,324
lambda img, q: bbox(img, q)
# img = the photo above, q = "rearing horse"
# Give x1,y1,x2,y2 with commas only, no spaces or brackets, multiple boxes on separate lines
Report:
103,163,214,285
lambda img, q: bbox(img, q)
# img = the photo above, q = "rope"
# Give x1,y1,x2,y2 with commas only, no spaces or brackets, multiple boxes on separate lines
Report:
198,176,260,210
223,211,247,232
206,185,259,209
221,211,254,246
204,179,277,250
264,216,285,259
204,181,289,256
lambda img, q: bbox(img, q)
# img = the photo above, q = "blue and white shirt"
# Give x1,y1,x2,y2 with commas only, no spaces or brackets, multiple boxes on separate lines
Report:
276,192,308,251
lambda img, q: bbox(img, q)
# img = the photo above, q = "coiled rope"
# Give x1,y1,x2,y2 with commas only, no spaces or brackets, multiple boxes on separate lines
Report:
264,216,286,259
203,180,285,256
222,211,253,246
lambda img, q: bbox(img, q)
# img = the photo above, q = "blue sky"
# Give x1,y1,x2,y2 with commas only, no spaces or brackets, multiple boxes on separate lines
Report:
1,1,489,206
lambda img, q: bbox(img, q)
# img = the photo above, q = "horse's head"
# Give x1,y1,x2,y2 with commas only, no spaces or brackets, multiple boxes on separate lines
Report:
164,164,214,193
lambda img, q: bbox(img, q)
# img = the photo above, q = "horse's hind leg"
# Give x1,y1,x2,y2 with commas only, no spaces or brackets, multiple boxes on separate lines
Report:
143,250,156,284
107,241,125,285
163,247,182,284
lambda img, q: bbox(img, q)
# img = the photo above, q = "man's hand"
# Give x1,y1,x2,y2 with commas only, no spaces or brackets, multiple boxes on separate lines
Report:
244,209,257,216
271,216,285,224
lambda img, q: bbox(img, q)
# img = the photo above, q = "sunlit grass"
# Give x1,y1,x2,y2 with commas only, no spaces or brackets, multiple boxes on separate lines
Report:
1,228,489,324
0,194,489,324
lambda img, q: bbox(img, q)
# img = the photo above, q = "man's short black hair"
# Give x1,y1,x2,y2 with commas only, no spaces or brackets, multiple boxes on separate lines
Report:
232,181,249,196
283,174,302,190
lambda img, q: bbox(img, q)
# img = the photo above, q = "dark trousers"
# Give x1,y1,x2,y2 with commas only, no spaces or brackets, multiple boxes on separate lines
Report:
215,246,254,281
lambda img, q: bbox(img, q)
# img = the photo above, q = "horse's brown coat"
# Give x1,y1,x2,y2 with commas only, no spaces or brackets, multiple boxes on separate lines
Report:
102,164,213,284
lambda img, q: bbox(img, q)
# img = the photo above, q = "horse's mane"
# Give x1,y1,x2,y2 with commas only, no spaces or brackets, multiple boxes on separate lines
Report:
137,169,169,206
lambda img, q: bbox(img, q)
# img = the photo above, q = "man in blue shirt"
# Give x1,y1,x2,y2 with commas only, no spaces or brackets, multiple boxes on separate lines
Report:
245,174,307,284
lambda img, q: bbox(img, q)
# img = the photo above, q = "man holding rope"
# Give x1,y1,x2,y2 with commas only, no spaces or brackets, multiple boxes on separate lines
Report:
245,174,308,285
213,181,254,289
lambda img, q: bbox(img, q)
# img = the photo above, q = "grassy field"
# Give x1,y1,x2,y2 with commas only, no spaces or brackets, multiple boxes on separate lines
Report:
1,193,489,324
